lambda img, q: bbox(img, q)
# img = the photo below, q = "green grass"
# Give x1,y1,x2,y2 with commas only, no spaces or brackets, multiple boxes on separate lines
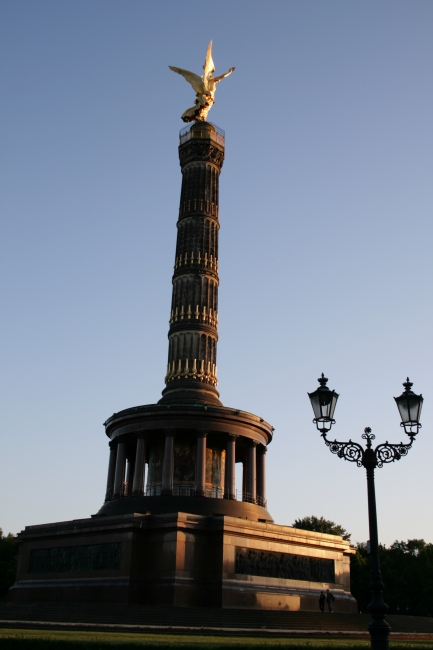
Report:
0,630,432,650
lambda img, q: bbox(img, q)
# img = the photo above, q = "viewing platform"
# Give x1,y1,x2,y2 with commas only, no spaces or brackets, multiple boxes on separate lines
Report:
179,121,225,146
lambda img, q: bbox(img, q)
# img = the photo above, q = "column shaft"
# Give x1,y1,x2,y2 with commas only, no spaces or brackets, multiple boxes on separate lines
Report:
125,458,134,497
257,446,267,506
105,444,117,502
247,443,257,504
159,122,224,407
195,433,208,496
242,459,247,499
225,436,236,500
161,433,174,496
113,442,126,499
132,437,146,496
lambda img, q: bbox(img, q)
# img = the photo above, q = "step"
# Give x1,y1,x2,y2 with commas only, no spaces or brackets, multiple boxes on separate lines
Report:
0,603,432,634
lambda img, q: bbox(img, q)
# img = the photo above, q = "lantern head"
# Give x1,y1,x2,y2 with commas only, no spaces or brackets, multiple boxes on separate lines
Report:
394,378,423,436
308,373,339,433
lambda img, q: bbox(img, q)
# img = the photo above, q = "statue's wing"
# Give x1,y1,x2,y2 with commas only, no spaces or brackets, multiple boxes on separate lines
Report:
203,40,215,91
169,66,205,94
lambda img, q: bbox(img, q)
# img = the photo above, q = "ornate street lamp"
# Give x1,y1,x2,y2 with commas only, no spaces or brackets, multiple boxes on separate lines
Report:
308,375,423,650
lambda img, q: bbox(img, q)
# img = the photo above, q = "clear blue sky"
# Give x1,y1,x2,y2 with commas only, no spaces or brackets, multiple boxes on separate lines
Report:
1,0,432,546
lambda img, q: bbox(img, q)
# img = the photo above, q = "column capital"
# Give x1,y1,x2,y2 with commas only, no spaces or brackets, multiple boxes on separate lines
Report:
196,430,208,438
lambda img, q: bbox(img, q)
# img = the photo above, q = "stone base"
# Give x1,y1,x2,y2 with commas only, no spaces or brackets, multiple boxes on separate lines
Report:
9,512,357,612
159,380,222,406
96,495,273,521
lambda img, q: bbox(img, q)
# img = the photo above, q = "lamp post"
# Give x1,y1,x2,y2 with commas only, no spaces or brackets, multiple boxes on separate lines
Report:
308,375,423,650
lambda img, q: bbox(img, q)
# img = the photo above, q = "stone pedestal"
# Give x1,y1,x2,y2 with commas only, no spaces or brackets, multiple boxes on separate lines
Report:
9,512,357,612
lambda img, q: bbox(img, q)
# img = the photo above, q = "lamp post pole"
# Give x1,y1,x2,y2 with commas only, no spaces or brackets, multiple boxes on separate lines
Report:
364,433,389,648
308,376,423,650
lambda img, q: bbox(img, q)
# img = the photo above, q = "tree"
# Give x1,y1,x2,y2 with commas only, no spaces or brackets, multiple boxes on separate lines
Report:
350,542,371,613
292,515,351,541
350,539,433,616
0,528,17,599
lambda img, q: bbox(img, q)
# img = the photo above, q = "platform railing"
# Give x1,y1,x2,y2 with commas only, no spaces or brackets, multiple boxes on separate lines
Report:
145,484,161,497
173,484,195,497
204,485,224,499
115,483,266,507
236,490,267,508
144,483,225,498
179,123,225,146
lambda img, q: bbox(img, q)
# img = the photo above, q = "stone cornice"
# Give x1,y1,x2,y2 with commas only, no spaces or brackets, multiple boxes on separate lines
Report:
104,403,274,446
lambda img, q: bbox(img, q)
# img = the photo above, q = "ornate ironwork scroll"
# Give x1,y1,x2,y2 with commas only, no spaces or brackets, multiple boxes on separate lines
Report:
29,542,121,574
235,547,335,583
322,433,364,466
375,441,412,467
322,427,414,469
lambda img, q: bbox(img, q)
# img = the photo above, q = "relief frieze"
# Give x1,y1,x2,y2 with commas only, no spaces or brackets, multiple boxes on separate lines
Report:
28,542,121,574
235,547,335,583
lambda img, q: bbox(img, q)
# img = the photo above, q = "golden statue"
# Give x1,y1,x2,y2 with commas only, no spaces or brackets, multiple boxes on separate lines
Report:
169,41,235,122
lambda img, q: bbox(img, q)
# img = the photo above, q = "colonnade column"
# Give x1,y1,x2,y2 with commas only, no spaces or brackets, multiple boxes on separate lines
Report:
257,445,267,506
132,437,146,497
105,443,117,502
247,441,257,504
125,458,134,496
225,435,236,500
161,431,175,496
195,432,208,496
113,441,126,499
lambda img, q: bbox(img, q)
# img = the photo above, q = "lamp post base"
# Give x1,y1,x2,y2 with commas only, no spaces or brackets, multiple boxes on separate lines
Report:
368,617,391,650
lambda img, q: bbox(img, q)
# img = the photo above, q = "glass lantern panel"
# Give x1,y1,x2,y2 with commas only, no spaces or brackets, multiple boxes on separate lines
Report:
396,398,410,423
319,393,333,418
309,393,322,420
329,392,338,419
408,396,422,422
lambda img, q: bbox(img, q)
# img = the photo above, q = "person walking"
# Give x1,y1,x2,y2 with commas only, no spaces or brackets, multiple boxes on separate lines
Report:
326,589,335,612
319,591,325,612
